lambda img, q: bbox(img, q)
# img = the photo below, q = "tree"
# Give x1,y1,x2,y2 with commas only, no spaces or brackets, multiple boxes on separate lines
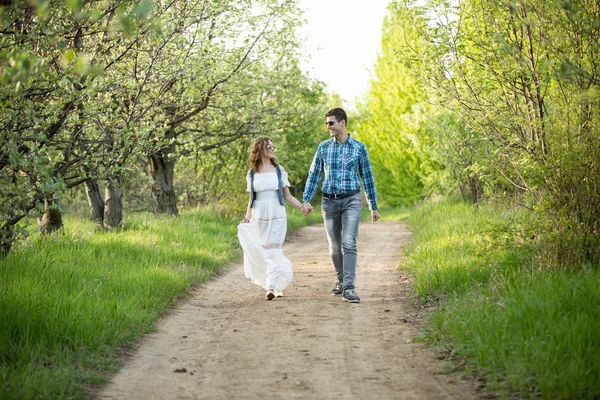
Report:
0,0,323,255
0,1,156,251
356,2,440,206
125,0,311,216
392,0,600,264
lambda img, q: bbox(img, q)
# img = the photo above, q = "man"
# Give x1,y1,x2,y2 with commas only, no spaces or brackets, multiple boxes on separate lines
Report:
301,108,380,304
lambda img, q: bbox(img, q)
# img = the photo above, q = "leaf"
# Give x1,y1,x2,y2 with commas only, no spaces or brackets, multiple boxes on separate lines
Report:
66,0,83,12
87,66,104,78
63,49,76,64
134,0,154,19
74,53,90,76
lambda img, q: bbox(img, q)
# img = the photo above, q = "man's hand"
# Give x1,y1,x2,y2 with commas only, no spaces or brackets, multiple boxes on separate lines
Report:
371,210,380,222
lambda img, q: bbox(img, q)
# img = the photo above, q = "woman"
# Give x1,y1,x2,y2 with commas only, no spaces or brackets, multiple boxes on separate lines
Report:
238,137,305,300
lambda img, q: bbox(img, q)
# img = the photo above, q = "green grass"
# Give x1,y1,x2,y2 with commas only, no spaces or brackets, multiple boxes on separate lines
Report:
10,197,595,399
286,204,323,230
361,204,410,222
0,207,320,399
403,198,530,297
404,198,600,399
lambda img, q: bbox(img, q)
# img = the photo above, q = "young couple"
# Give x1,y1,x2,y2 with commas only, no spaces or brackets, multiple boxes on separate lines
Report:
237,108,380,303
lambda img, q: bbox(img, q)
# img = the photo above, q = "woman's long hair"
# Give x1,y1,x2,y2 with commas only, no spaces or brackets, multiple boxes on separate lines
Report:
249,136,277,172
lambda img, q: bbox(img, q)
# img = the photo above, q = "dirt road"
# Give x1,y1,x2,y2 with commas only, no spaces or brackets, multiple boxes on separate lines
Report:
98,221,477,400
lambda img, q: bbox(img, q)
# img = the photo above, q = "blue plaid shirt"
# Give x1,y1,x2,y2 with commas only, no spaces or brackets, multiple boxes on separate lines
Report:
303,135,378,210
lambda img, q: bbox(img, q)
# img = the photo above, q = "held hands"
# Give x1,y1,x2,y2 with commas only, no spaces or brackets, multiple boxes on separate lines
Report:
301,202,314,216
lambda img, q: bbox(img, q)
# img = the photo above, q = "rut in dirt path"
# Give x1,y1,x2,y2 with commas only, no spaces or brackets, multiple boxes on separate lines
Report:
98,221,477,400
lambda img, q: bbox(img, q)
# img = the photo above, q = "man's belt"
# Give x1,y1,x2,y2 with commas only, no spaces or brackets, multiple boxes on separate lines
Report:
322,190,360,200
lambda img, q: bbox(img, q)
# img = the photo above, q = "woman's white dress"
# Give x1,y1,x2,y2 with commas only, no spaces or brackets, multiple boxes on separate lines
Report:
237,170,293,292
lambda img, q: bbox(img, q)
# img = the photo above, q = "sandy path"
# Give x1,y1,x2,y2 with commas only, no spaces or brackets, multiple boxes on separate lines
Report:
98,221,477,400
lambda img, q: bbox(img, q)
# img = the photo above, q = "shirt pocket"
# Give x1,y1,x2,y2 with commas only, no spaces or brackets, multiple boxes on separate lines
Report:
344,154,359,171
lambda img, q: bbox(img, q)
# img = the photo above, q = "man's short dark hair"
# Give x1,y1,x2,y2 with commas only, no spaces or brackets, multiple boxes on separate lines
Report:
326,108,347,125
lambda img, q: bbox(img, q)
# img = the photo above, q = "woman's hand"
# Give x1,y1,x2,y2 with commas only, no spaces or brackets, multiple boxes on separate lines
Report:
240,217,250,224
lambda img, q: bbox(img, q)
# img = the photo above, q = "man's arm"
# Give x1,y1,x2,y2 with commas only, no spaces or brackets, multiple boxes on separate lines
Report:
358,145,378,211
302,145,323,203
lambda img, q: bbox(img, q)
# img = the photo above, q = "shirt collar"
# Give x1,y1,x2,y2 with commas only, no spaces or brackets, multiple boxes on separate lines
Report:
330,133,353,145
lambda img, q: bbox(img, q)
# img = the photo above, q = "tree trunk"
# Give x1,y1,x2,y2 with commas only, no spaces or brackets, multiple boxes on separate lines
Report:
147,152,178,216
104,175,123,229
0,224,13,258
37,199,63,235
85,179,105,227
468,176,479,204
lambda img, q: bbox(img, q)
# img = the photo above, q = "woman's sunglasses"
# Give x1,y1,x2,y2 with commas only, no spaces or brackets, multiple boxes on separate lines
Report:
267,144,275,150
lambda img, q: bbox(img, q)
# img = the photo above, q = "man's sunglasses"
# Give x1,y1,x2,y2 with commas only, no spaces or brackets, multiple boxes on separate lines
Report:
325,121,336,127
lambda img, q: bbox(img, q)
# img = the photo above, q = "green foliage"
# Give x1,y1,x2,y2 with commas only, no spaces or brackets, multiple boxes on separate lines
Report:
0,0,165,245
405,198,600,398
367,0,600,265
355,4,440,206
273,80,329,192
137,0,326,217
174,71,326,216
1,0,324,251
420,112,486,202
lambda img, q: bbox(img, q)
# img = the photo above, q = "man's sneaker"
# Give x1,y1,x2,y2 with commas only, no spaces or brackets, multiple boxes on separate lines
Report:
330,282,343,296
343,288,360,303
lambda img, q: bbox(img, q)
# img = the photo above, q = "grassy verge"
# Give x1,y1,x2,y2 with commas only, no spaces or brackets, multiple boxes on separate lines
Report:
361,204,410,222
404,198,600,399
286,204,323,230
0,207,319,399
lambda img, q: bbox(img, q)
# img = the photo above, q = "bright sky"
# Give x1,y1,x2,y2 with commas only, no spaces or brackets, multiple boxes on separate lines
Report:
297,1,391,109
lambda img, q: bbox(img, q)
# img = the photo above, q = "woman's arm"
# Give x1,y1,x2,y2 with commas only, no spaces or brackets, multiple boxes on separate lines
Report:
283,186,303,210
241,196,252,223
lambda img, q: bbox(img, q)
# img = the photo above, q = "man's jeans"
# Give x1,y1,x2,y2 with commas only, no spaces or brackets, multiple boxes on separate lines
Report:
321,193,362,290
